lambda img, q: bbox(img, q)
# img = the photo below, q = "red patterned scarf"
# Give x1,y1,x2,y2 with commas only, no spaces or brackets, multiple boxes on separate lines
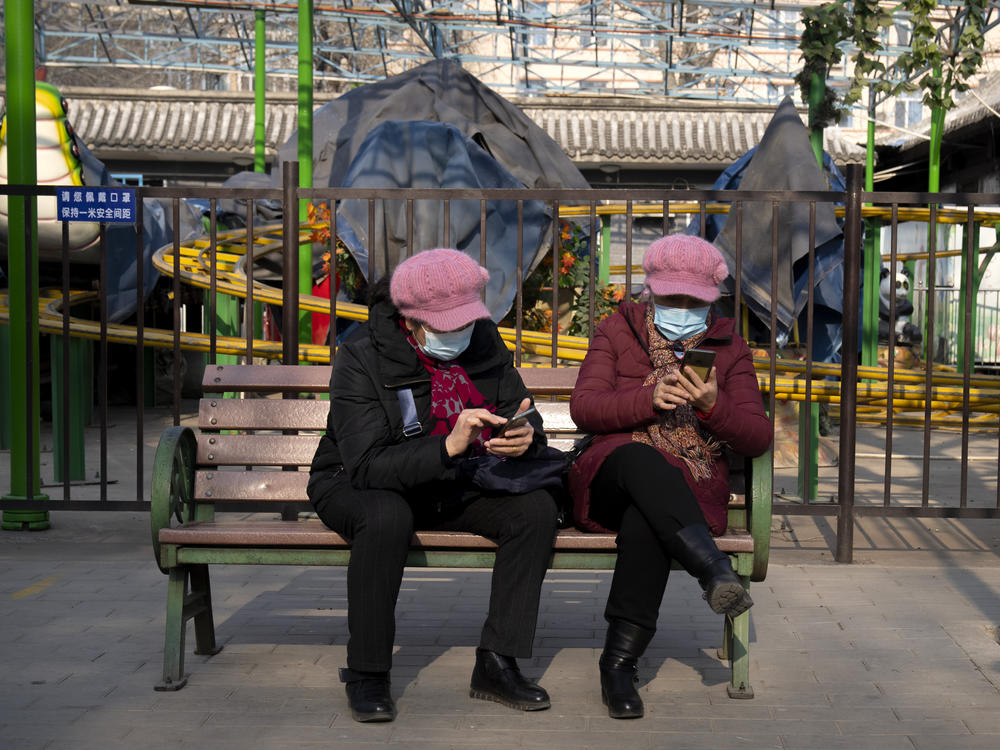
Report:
403,323,495,454
632,304,720,480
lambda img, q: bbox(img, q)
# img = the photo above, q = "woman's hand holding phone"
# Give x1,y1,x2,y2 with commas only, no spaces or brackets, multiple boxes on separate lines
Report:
445,408,507,457
485,398,536,457
679,364,718,414
654,362,718,414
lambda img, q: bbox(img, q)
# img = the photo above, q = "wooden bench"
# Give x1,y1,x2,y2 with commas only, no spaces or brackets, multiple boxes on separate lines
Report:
151,363,773,698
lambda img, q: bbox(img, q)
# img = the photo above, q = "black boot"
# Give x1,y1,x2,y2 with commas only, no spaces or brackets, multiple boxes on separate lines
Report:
470,648,551,711
340,668,396,722
600,619,655,719
670,524,754,616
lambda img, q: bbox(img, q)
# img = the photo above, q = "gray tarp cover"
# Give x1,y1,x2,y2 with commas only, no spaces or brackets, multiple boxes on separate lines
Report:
333,121,549,321
711,97,844,344
278,59,591,193
256,59,590,318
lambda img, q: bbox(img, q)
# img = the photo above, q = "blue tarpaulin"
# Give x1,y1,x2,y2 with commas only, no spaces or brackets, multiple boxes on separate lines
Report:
692,97,847,360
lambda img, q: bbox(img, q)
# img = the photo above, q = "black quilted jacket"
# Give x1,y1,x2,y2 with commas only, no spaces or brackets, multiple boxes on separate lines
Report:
308,298,546,506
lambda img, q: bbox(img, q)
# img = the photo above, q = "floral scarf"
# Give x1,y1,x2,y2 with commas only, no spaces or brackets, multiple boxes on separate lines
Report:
631,305,720,481
402,322,495,455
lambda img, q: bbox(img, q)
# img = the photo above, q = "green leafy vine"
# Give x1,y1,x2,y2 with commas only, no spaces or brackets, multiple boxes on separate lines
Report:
895,0,987,111
794,1,852,129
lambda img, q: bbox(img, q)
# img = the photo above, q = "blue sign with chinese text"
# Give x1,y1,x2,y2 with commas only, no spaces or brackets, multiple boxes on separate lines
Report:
56,187,137,224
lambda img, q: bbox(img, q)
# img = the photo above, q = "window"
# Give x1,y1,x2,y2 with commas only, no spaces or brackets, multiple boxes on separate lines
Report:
895,97,924,128
110,173,144,187
766,82,794,101
521,75,547,91
523,1,549,48
578,9,610,47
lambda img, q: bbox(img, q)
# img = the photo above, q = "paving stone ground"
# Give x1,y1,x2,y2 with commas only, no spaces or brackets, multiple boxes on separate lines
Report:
2,406,1000,748
2,509,1000,750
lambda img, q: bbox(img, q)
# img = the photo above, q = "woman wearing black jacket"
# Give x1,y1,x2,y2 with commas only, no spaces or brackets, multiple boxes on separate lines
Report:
308,248,558,723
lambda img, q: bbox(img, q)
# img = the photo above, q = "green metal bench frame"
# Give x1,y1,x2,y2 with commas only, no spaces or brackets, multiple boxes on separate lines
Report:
151,364,773,698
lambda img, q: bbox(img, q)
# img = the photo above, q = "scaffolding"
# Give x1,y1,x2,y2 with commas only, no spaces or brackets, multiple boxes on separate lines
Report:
6,1,991,102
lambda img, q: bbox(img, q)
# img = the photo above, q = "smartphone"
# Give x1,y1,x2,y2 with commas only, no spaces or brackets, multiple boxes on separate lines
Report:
682,348,716,381
494,406,539,438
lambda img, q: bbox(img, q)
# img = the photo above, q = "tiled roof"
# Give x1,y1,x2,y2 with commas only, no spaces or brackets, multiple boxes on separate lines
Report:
519,102,866,165
62,90,295,164
52,87,866,168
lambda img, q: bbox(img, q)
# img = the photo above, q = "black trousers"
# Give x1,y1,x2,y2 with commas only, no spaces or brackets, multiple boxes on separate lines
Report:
308,471,559,673
590,442,708,632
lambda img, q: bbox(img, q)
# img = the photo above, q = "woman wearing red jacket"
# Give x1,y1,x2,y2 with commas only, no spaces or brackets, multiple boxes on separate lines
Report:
568,234,772,719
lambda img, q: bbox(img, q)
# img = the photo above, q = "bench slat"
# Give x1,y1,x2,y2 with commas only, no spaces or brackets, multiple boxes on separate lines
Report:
195,470,309,501
199,398,329,431
197,435,320,466
158,520,754,554
194,468,745,508
202,364,579,396
203,364,332,393
517,367,577,396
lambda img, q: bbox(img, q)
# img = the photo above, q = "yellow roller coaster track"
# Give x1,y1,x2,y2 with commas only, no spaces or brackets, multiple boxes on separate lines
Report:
2,206,999,427
576,203,1000,274
558,202,1000,225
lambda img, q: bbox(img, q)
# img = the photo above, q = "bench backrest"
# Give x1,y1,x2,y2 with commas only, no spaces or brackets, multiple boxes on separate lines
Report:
194,365,746,520
194,364,580,506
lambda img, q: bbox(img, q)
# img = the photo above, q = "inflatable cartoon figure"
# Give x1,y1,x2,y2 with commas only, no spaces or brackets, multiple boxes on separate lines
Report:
0,81,100,257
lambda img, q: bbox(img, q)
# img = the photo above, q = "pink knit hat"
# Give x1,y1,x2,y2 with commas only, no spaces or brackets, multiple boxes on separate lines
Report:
643,235,729,302
390,248,491,330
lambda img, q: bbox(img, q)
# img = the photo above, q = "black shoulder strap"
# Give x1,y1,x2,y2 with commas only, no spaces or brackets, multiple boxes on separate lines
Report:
622,306,650,357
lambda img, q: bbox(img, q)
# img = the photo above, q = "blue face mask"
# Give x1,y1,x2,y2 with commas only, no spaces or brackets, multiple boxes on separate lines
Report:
419,324,475,361
653,304,710,341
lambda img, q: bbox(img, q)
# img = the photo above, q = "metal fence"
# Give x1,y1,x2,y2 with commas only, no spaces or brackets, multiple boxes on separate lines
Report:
2,163,999,560
912,288,1000,366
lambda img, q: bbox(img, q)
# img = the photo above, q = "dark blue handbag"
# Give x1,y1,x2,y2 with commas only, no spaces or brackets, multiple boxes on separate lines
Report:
459,445,568,494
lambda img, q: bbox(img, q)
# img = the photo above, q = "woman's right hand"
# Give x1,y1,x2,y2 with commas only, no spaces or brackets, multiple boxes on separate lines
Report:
653,372,692,411
445,408,505,457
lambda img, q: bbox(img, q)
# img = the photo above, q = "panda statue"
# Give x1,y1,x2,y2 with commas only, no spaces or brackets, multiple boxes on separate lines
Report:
878,267,922,346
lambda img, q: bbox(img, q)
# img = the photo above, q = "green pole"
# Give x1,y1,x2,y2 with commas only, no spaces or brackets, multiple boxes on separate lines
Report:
861,90,880,371
864,90,876,194
297,0,313,346
0,324,10,450
797,69,824,501
957,224,980,372
599,214,611,285
254,9,266,173
861,227,881,367
928,105,945,194
205,294,239,402
50,335,87,481
921,95,946,361
808,70,825,167
3,0,50,530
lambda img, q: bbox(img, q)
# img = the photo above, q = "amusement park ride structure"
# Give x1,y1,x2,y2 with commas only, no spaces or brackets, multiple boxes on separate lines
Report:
19,0,998,111
4,2,1000,538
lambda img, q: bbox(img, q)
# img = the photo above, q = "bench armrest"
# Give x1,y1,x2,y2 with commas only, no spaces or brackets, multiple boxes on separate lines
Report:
746,446,773,583
150,426,199,574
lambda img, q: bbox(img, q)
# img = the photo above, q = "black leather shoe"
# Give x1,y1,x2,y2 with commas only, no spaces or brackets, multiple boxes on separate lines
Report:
600,619,655,719
670,525,754,616
469,648,551,711
340,668,396,722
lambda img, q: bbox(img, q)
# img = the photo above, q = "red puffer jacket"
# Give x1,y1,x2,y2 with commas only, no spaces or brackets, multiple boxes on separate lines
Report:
568,301,773,535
